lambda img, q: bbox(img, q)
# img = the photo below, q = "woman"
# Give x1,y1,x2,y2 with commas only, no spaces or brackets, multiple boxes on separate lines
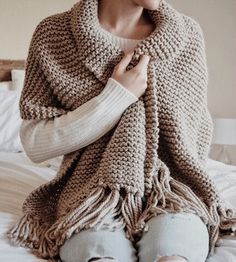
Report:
6,0,236,262
58,1,209,262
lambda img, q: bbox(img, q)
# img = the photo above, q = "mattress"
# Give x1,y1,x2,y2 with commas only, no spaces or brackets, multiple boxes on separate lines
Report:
0,151,236,261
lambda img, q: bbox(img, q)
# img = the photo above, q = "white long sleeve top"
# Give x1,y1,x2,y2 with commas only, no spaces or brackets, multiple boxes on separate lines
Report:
20,27,142,164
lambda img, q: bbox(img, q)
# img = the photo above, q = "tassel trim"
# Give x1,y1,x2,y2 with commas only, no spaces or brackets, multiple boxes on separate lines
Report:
6,185,142,261
6,166,236,261
132,162,236,259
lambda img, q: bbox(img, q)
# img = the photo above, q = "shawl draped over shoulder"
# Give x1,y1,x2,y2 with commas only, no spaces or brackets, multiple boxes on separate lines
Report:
6,0,236,261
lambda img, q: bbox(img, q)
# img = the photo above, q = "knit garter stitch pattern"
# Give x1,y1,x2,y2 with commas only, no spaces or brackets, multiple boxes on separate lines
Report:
5,0,236,261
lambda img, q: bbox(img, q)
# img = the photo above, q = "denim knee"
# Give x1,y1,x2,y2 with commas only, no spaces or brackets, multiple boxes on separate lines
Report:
59,224,137,262
136,212,209,262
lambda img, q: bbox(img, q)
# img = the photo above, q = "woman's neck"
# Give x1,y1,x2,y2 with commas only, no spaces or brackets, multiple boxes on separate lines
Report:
98,0,155,40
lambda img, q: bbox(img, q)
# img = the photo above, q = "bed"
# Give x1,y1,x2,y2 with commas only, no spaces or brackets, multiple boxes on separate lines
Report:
0,60,236,262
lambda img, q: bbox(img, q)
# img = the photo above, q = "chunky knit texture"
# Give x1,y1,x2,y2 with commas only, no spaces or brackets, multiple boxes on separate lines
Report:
20,77,139,163
20,32,141,163
6,0,236,261
20,33,141,163
19,37,141,164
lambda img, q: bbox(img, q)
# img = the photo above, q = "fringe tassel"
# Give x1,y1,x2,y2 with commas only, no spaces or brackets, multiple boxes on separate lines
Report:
6,168,236,261
205,202,236,258
133,162,216,237
42,186,125,257
5,213,53,258
121,191,143,241
130,162,236,259
207,203,221,257
6,185,137,261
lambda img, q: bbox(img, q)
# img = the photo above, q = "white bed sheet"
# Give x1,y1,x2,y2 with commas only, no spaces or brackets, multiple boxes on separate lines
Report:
0,151,236,262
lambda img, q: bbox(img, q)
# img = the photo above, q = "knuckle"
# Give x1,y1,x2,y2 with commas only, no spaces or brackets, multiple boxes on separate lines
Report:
141,79,147,87
114,63,120,70
126,52,133,57
133,68,142,76
139,74,147,83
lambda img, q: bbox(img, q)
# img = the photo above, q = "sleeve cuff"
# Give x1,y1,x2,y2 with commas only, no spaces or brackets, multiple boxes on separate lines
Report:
97,77,139,109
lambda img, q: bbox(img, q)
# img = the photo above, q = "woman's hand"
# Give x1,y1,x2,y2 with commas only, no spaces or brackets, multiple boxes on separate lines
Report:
111,51,150,99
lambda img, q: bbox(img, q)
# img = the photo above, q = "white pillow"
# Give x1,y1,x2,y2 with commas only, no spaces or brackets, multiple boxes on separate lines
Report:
0,88,23,152
0,69,62,168
0,81,13,91
11,69,25,91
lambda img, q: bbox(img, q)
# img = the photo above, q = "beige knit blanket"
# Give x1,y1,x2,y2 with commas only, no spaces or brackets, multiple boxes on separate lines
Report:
6,0,236,261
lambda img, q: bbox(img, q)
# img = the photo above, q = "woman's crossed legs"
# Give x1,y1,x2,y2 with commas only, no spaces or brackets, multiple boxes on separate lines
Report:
59,212,209,262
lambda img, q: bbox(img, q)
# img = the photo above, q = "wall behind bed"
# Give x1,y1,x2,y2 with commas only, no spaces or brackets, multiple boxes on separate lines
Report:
169,0,236,119
0,0,235,119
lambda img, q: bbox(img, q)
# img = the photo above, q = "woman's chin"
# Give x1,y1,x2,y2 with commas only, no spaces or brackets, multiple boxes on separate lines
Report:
134,0,161,10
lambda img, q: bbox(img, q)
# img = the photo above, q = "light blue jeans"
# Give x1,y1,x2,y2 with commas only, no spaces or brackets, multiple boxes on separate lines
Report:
59,212,209,262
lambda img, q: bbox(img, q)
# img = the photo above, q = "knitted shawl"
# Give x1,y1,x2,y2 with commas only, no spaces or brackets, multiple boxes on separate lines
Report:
6,0,236,261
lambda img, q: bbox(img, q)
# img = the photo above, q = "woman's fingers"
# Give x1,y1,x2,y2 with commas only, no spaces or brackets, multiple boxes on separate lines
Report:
116,52,150,74
134,54,150,72
110,53,150,99
116,51,134,73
